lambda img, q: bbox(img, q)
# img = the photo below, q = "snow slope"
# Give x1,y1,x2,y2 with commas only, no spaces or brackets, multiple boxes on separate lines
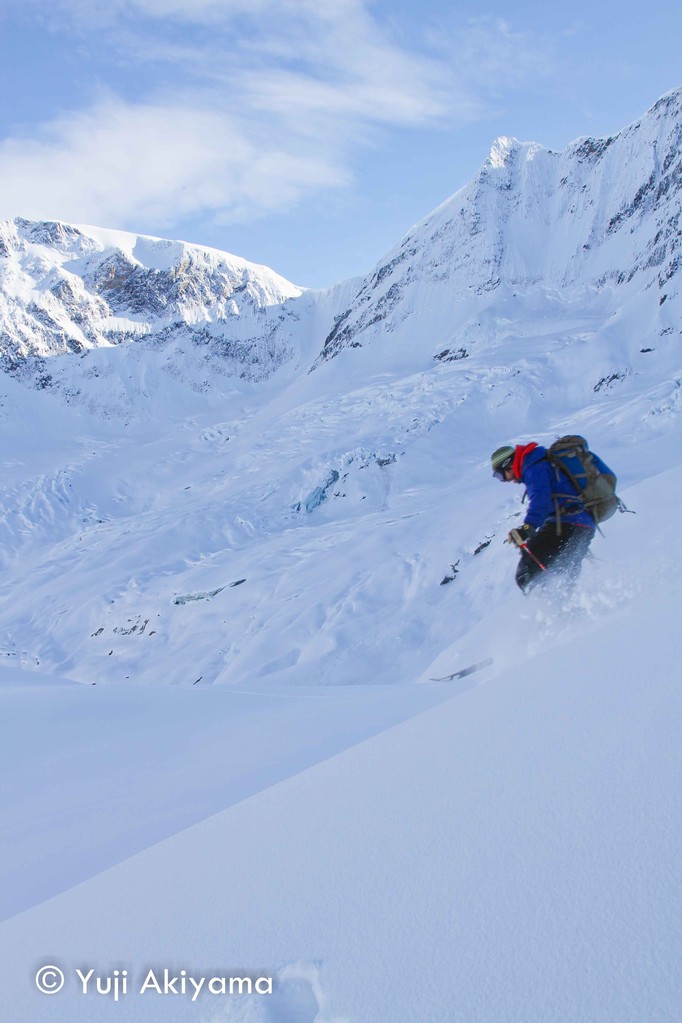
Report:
0,673,453,921
1,468,680,1022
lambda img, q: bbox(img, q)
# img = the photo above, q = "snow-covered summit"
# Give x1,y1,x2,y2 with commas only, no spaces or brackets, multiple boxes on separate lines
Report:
0,218,307,380
319,87,681,363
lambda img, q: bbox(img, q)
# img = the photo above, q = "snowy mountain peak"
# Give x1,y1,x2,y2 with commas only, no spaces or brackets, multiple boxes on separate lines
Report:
317,88,681,365
487,135,525,169
640,83,682,121
0,218,309,385
14,217,100,257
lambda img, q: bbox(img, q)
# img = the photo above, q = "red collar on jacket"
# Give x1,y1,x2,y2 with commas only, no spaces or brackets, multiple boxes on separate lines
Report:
513,442,538,481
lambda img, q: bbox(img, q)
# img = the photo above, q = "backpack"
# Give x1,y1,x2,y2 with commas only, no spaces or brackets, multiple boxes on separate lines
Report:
546,435,619,532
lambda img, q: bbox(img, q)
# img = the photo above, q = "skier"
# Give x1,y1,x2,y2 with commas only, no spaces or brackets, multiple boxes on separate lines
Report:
490,441,615,593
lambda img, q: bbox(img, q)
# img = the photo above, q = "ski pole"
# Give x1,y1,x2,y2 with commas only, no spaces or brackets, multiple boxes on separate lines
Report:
518,542,546,571
506,528,547,571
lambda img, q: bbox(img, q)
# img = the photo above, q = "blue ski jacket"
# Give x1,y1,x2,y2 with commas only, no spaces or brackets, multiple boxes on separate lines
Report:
518,444,614,530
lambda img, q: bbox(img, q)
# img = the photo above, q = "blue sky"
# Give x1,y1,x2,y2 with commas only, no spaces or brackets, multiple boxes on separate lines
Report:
0,0,680,288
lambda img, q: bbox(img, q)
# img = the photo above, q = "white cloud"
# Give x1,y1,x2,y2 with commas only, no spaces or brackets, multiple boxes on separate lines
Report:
0,3,550,231
0,97,348,227
23,0,360,27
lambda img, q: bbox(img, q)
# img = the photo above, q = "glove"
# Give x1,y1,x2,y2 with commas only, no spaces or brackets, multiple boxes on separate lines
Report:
507,523,535,547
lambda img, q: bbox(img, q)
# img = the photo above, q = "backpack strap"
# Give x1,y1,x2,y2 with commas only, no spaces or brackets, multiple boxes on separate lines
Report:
545,453,597,533
553,495,563,536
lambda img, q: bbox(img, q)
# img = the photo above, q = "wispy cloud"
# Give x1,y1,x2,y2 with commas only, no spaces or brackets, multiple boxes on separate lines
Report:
0,96,348,227
0,3,550,232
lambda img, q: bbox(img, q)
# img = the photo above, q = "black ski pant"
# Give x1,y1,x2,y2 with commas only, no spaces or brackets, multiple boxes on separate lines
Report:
515,522,594,593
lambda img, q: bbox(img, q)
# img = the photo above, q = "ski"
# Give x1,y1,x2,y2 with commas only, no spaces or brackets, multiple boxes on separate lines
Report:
430,657,494,682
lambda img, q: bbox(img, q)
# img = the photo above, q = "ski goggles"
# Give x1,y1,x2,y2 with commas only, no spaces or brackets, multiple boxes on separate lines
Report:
492,456,513,480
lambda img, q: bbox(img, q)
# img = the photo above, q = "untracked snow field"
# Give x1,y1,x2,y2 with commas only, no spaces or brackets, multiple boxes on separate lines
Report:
1,475,681,1022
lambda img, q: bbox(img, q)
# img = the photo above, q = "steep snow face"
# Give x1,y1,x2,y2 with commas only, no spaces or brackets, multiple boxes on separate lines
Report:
318,88,681,366
0,219,310,384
